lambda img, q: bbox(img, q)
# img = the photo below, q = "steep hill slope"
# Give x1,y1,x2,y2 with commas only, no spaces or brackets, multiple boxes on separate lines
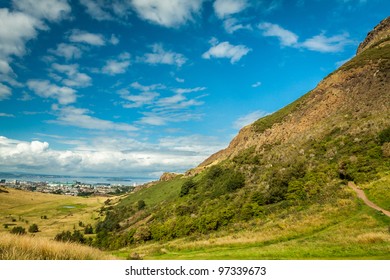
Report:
92,18,390,259
198,16,390,170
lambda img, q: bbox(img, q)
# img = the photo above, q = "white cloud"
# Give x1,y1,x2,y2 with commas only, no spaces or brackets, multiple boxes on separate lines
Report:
258,22,353,53
102,60,130,75
300,33,353,53
175,77,185,83
12,0,71,22
202,40,251,64
130,0,204,28
252,81,262,88
120,82,206,125
156,94,203,109
121,91,160,108
0,9,41,72
223,18,251,34
27,79,77,105
79,0,133,22
119,81,166,108
51,63,92,88
0,134,225,177
258,22,299,47
0,3,70,83
131,81,165,92
213,0,249,19
233,110,269,129
141,44,187,67
79,0,113,21
0,59,13,75
68,29,106,46
109,34,120,45
49,43,82,60
0,113,15,117
0,83,12,100
101,52,131,75
138,113,167,126
175,87,206,94
138,110,203,126
137,91,204,125
53,106,138,132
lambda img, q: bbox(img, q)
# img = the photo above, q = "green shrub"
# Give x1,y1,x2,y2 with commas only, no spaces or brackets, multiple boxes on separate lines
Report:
28,224,39,233
379,126,390,144
206,165,223,179
55,230,86,244
137,200,146,210
252,191,267,206
224,172,245,192
180,179,196,197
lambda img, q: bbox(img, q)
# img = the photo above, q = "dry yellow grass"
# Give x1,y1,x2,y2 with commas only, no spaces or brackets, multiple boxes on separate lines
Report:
0,232,118,260
356,232,389,244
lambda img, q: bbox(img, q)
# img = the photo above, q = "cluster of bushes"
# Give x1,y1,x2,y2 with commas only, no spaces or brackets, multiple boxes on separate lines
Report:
54,229,92,245
9,224,39,235
10,226,26,235
179,166,245,199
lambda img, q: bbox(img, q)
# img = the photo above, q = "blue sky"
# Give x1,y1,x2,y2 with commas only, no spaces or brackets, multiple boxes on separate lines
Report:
0,0,389,180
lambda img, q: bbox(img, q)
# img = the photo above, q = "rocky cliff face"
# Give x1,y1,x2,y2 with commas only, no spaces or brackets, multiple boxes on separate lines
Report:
196,17,390,172
357,16,390,54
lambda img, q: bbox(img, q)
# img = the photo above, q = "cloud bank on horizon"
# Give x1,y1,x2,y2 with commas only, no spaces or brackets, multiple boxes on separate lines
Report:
0,0,388,179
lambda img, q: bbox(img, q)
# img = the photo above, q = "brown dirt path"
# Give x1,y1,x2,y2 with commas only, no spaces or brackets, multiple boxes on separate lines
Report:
348,181,390,218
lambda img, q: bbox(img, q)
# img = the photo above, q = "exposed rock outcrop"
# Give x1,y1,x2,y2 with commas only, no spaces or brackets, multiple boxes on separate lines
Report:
357,16,390,54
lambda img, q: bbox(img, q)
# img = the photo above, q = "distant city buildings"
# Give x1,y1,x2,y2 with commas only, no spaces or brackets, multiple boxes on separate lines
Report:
0,179,134,196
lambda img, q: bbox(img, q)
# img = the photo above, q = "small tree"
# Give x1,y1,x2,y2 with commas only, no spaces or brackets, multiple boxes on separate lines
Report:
28,223,39,233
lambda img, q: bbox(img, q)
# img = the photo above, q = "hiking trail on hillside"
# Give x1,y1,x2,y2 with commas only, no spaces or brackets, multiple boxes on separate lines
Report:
348,181,390,218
